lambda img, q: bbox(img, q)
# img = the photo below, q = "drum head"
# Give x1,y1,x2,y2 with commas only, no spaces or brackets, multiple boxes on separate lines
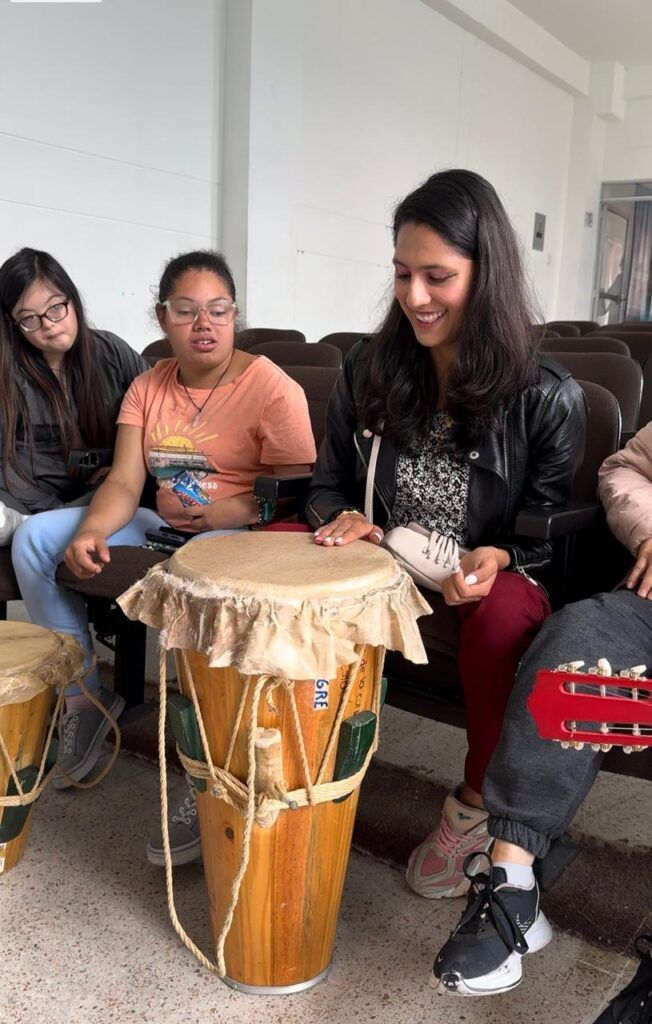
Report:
168,532,398,600
0,622,83,707
0,622,61,676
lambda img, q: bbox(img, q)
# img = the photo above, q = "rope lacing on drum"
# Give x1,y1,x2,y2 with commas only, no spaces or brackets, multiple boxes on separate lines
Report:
0,644,121,823
422,530,460,571
156,641,385,978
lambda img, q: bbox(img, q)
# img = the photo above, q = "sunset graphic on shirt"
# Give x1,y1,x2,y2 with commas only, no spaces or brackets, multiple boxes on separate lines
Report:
147,421,220,507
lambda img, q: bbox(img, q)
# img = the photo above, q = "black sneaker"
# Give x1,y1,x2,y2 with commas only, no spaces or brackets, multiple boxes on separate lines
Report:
433,852,553,996
592,935,652,1023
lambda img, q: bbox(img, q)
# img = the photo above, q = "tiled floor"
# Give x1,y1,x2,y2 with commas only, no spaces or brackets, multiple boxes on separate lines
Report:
1,751,633,1024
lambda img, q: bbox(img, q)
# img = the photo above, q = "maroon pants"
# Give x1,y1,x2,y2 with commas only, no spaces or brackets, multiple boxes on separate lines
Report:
457,572,551,794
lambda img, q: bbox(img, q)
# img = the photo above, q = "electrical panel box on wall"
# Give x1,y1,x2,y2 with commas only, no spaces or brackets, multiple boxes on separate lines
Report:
533,213,546,251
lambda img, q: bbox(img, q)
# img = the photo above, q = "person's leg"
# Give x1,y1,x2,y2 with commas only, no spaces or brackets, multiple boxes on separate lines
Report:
485,588,652,858
12,506,167,692
434,589,652,997
407,572,550,899
146,526,244,866
12,506,167,786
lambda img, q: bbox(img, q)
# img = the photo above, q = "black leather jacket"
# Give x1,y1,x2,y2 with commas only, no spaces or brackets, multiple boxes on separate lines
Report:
306,340,587,573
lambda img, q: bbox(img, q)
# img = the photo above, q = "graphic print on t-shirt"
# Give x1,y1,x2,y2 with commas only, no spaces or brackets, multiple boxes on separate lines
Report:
147,421,220,508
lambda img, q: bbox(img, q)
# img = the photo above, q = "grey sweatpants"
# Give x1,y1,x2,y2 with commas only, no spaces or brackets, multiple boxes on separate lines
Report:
484,589,652,859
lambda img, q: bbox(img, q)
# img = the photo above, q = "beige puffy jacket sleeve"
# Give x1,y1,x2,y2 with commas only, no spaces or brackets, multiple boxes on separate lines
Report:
597,422,652,556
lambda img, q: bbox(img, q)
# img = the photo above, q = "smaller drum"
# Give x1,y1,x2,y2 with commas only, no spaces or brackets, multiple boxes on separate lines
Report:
0,622,83,875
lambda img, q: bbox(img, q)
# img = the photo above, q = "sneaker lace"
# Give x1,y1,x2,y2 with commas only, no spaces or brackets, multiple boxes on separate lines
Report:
450,852,529,956
432,813,480,857
62,714,80,755
422,531,460,572
172,791,197,828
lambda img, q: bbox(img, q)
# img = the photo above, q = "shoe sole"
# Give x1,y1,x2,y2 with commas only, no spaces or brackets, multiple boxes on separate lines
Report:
53,693,126,790
432,912,554,997
145,841,203,868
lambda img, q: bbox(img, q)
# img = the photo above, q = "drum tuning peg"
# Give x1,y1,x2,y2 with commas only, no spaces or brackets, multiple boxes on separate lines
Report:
282,795,299,811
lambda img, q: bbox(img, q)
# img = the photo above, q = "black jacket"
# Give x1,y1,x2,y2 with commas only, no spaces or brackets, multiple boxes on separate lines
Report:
306,340,587,572
0,330,148,515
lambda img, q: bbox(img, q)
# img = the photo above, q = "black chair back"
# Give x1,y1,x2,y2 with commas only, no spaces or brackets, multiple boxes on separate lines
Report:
236,328,306,350
548,352,642,435
280,366,340,449
251,341,342,368
541,336,631,357
317,332,364,357
547,320,598,335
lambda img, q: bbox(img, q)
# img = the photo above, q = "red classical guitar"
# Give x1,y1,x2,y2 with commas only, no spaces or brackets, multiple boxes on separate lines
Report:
528,659,652,752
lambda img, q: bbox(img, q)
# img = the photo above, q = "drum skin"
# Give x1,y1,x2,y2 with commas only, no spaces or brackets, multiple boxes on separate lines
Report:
178,645,382,991
0,623,59,875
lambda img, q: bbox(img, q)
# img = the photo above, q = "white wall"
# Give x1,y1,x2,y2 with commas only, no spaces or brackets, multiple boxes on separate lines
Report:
0,0,223,350
603,95,652,183
235,0,576,340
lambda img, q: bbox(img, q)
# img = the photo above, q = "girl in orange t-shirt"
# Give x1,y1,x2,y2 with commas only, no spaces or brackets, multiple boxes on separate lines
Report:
12,251,316,800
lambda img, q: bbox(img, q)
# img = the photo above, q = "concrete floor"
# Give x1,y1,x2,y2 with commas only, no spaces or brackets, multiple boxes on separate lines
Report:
0,751,634,1024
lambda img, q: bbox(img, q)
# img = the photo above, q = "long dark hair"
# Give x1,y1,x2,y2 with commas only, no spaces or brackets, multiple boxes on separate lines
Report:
359,169,539,451
0,248,112,486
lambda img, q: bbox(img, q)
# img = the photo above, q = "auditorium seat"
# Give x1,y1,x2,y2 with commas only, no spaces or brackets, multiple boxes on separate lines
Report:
141,337,173,361
317,332,364,357
547,320,599,335
235,328,306,350
547,351,642,437
541,336,631,357
250,340,342,368
544,322,581,337
584,330,652,367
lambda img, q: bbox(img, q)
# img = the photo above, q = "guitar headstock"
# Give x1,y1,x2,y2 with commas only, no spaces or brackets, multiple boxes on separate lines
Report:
527,659,652,752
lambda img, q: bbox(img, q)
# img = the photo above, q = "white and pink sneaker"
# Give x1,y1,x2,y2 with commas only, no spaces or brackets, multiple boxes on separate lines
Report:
406,788,491,899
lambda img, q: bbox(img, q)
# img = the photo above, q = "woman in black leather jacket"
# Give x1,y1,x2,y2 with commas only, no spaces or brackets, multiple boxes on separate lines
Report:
307,169,587,903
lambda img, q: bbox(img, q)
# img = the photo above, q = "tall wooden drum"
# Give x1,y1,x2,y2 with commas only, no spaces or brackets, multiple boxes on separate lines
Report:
0,622,83,875
120,532,430,993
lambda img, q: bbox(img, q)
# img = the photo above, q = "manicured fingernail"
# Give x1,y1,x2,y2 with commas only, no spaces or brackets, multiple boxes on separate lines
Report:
464,573,478,585
335,537,343,545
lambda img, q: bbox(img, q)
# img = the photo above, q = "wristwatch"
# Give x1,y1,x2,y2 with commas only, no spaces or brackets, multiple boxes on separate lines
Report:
254,496,277,526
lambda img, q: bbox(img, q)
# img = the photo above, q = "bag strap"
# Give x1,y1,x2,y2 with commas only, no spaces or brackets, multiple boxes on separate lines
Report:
364,433,382,522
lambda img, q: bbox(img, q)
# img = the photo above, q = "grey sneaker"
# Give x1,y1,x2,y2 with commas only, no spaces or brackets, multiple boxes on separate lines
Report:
54,687,125,790
146,782,202,867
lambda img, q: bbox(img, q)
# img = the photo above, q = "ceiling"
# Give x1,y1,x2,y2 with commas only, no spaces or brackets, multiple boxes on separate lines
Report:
509,0,652,67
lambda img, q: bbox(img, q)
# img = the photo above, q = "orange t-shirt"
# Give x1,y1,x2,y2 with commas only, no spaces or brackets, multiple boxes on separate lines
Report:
117,356,317,530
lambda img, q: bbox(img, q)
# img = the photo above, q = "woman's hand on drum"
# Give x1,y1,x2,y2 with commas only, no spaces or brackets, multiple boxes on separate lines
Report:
64,532,111,579
441,546,508,606
313,512,384,547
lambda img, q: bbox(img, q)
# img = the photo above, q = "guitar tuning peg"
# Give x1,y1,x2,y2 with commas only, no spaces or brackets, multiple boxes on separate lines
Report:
597,658,612,676
560,741,570,749
567,660,585,672
600,743,612,752
623,745,633,754
591,744,601,752
629,665,646,678
572,741,585,750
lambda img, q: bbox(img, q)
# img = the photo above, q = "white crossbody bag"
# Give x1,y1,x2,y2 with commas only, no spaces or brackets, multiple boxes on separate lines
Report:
364,433,468,592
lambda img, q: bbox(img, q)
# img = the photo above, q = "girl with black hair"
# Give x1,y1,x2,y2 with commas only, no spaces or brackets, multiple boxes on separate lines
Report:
307,169,587,902
0,248,147,542
11,250,315,848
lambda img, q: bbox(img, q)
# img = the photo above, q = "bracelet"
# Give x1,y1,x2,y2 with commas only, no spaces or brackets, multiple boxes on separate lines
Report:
254,496,277,526
335,509,366,521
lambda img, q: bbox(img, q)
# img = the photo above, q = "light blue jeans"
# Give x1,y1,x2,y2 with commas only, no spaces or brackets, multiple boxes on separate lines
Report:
11,507,242,694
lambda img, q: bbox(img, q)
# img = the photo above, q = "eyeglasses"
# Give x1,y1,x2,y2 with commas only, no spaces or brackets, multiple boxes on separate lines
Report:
16,300,70,333
161,299,238,326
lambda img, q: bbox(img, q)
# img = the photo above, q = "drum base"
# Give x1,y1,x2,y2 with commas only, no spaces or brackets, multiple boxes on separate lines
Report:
221,963,332,995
